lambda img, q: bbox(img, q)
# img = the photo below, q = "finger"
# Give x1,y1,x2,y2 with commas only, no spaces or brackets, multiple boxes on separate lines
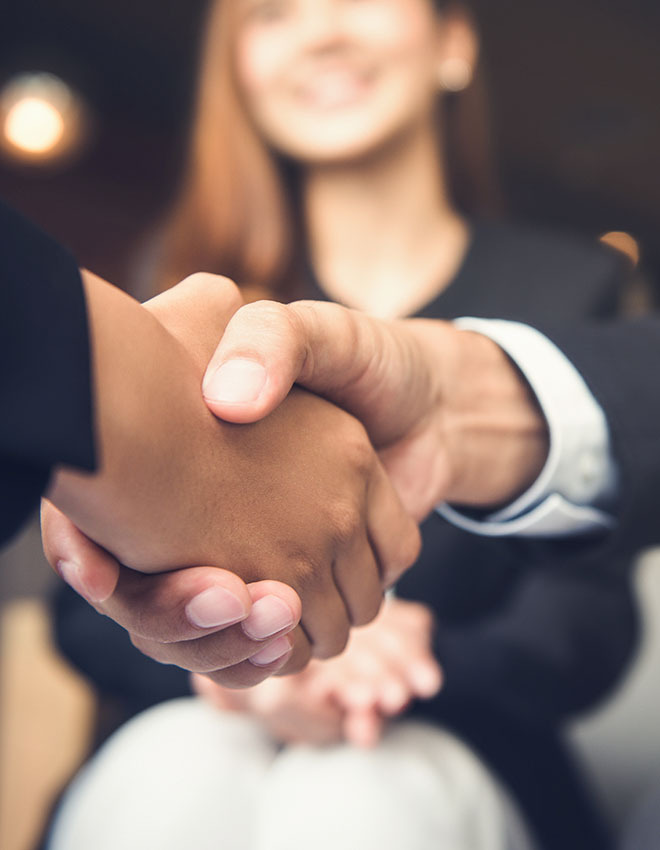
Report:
376,640,443,701
375,631,443,700
272,625,313,676
244,581,312,674
333,534,383,627
100,565,253,642
203,627,309,688
201,300,392,431
130,625,292,681
202,300,434,447
241,581,301,641
42,500,309,685
299,577,352,660
343,708,385,749
202,299,308,422
172,642,296,689
41,500,119,604
361,620,442,701
366,462,421,587
130,585,307,689
337,639,412,715
378,677,414,715
378,432,450,522
336,649,393,711
113,573,300,668
374,605,443,699
406,660,443,699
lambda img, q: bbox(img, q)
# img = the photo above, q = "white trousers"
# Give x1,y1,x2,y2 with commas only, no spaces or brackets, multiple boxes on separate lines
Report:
48,697,536,850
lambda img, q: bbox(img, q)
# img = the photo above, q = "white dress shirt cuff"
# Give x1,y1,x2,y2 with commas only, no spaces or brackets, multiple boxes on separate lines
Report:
436,318,617,538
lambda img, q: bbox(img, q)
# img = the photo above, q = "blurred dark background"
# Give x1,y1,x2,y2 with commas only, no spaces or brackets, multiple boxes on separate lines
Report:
0,0,659,291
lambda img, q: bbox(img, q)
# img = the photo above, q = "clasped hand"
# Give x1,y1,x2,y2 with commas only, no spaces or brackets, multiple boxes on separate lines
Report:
44,274,545,688
42,274,420,687
192,596,442,748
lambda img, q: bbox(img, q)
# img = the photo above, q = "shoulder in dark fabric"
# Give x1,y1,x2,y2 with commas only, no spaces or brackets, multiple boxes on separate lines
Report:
0,199,95,545
416,219,628,324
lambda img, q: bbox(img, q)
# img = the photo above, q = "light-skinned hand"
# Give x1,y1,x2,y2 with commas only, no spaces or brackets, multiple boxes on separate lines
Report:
202,300,548,519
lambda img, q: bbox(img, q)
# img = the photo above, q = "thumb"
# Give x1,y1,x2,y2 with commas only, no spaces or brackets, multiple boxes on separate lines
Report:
202,299,429,445
202,300,309,423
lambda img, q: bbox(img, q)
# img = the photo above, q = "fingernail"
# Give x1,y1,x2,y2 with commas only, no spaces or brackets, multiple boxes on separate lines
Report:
186,587,248,629
249,635,292,667
242,596,296,640
57,559,104,604
203,359,267,404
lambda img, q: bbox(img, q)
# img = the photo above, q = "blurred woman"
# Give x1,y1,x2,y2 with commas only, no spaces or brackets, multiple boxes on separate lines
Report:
50,1,637,849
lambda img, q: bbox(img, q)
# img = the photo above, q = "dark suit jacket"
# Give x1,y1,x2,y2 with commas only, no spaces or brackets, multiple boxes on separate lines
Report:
54,221,639,850
0,201,95,548
393,222,637,850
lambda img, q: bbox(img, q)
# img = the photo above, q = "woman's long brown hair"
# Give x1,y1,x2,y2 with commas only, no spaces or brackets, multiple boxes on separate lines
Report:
155,0,501,300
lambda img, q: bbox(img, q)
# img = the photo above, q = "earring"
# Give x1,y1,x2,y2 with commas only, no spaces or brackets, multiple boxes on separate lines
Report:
437,58,473,92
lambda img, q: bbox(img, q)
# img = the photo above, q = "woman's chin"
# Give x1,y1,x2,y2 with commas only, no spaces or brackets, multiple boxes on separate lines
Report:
276,129,400,168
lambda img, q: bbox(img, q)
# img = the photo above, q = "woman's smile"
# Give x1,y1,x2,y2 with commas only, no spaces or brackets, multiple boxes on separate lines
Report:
294,65,375,110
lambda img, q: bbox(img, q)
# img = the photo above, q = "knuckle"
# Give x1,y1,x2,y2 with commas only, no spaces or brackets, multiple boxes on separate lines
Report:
285,556,326,599
342,419,373,473
273,627,311,675
329,501,363,548
278,646,312,676
181,272,242,312
351,591,383,627
312,623,349,660
230,300,304,361
240,299,290,332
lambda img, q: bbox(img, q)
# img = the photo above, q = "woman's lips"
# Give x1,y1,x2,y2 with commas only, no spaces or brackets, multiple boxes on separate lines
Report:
295,68,374,109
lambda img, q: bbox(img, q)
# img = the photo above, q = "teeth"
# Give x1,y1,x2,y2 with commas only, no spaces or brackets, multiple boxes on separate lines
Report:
302,72,366,107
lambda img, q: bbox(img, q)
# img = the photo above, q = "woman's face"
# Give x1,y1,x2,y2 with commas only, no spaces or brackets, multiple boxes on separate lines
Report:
234,0,446,164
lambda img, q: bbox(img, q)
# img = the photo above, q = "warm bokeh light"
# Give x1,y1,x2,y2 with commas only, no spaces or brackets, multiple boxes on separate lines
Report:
4,96,66,154
599,231,641,267
0,73,89,165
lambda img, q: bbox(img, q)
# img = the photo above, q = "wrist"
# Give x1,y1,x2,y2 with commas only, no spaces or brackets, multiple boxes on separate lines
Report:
435,327,549,507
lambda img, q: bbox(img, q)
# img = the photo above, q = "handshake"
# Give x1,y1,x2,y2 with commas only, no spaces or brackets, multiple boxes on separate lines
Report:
43,272,547,687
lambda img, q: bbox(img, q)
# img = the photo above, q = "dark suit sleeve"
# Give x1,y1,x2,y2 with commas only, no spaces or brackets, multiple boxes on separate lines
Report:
0,200,95,546
538,319,660,559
